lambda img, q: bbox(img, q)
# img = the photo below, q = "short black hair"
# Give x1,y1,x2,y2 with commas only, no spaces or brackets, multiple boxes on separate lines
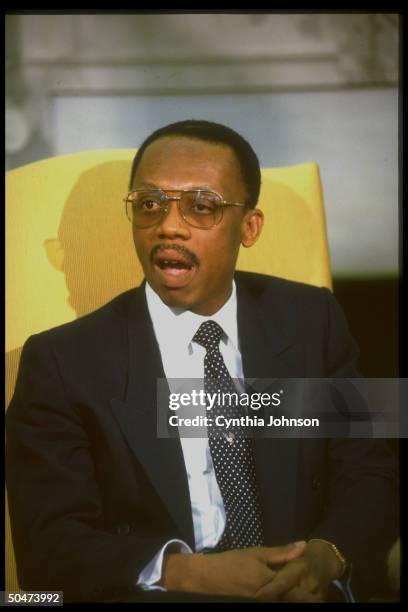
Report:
128,119,261,208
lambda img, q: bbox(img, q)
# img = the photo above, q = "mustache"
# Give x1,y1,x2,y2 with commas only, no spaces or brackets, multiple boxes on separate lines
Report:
150,244,200,267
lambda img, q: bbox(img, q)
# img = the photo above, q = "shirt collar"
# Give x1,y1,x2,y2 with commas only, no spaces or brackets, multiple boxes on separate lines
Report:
145,280,239,353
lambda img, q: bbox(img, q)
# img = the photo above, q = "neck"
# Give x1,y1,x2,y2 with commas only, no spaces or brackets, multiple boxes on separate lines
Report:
188,285,233,316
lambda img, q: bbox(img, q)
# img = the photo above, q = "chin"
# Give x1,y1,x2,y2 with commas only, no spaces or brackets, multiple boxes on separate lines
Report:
155,285,194,310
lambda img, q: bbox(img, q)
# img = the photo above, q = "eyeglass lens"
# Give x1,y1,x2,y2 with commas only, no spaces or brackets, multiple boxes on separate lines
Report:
127,190,223,228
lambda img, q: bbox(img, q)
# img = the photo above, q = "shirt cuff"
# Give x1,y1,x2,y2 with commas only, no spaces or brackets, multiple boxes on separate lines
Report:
137,539,193,591
332,562,355,603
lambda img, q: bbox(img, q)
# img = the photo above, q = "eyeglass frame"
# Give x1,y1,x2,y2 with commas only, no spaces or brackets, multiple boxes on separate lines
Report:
123,188,250,230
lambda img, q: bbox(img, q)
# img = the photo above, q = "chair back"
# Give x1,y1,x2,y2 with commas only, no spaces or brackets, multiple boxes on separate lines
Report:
5,149,332,590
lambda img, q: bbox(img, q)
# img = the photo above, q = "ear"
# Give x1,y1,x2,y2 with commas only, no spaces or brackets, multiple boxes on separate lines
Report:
43,238,65,271
240,208,264,248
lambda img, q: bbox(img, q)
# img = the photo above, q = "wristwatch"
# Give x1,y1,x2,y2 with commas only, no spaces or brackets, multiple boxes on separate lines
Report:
308,538,347,578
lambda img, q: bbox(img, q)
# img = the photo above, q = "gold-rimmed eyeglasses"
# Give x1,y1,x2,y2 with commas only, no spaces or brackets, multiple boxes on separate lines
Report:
124,188,249,229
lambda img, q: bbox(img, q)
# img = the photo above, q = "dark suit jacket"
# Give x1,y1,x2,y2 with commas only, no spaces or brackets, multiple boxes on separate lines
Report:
6,272,399,602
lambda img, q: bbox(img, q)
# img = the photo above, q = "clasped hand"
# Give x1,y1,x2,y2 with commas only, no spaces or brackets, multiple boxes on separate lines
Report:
163,540,340,602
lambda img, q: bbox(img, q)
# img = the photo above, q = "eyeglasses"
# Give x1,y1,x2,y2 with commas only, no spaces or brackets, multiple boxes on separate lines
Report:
124,188,249,229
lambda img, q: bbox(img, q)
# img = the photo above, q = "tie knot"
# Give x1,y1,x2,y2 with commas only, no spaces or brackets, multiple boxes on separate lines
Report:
193,320,224,352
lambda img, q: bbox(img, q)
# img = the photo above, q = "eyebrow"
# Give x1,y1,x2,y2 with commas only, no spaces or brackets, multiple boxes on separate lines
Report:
132,181,216,192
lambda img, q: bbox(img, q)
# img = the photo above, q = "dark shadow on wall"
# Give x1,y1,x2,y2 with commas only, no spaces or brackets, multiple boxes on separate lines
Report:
55,161,141,317
333,276,399,458
6,160,141,407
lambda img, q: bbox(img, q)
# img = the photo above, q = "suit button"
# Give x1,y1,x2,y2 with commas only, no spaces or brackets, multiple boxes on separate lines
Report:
312,476,322,490
116,523,131,535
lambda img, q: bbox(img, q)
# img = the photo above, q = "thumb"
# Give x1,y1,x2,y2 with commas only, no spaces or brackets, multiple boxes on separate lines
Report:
263,541,307,566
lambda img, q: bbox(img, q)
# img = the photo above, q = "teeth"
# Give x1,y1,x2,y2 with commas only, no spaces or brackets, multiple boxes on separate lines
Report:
158,259,191,269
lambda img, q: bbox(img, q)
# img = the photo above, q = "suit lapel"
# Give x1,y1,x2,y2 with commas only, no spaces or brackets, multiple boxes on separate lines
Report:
236,273,301,379
110,285,195,548
236,274,301,545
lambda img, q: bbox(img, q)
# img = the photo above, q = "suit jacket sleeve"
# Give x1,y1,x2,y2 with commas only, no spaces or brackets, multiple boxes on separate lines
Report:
308,288,399,600
6,333,170,603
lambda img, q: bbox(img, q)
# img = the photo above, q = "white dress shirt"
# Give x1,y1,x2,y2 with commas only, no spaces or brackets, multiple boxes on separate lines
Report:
137,280,242,589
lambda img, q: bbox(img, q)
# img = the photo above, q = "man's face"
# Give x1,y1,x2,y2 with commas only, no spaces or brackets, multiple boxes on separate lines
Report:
131,136,263,315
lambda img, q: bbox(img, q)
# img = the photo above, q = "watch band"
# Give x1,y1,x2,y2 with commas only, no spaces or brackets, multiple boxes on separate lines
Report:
308,538,347,578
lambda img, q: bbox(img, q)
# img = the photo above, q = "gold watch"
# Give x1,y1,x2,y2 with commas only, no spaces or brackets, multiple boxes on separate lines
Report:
308,538,347,578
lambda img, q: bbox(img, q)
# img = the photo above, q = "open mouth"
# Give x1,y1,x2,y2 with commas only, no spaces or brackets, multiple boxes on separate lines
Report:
152,246,198,287
156,259,193,271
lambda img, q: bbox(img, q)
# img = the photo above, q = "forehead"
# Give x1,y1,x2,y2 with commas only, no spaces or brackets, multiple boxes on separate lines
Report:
132,136,246,196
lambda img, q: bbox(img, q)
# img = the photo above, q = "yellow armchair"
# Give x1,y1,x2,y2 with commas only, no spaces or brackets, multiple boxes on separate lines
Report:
6,150,332,592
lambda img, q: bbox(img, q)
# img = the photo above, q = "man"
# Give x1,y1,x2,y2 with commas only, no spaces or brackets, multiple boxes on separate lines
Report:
6,120,399,603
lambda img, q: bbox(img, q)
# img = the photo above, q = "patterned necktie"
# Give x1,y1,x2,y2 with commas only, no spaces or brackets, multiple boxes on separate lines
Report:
193,320,264,550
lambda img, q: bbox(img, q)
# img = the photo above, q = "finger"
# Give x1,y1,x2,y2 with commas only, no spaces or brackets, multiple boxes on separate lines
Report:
255,562,305,601
261,541,307,566
282,586,324,603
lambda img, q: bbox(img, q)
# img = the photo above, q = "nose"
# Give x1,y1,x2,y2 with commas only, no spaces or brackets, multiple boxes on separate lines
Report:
156,199,191,240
